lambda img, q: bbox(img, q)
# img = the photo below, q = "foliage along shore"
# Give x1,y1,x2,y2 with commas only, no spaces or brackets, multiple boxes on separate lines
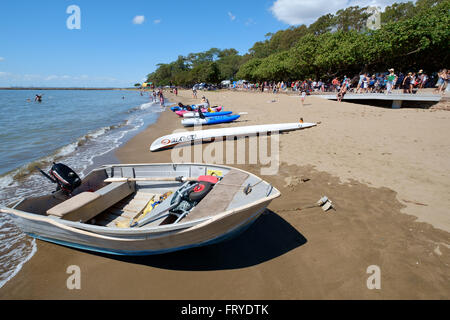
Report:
0,88,134,90
147,0,449,86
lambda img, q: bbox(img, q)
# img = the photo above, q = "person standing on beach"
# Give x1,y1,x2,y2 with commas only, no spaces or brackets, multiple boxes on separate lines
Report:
356,73,365,93
337,79,349,102
369,75,376,93
445,70,450,95
362,75,369,93
403,72,413,94
201,96,210,108
434,69,448,94
417,70,427,90
332,77,339,92
192,87,197,99
300,91,306,106
386,69,396,94
159,92,165,106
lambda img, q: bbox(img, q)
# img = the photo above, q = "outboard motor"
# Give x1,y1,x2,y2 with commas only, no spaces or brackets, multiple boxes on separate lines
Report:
37,163,81,195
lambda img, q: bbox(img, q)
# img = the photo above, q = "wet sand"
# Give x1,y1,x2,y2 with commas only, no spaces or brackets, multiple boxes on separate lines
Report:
1,90,449,299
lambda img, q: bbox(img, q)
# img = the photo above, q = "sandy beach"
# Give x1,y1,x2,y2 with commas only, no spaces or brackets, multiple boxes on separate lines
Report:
1,89,449,299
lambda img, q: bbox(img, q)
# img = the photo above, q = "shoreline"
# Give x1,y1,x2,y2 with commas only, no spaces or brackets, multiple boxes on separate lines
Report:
1,89,449,299
0,94,164,291
0,88,138,90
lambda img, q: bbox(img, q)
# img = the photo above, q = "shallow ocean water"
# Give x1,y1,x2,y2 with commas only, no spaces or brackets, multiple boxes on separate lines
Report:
0,89,167,288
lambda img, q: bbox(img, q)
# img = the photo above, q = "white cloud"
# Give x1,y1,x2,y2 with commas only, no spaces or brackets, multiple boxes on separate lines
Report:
245,18,256,26
228,12,236,21
153,19,161,24
132,15,145,25
44,75,78,81
45,75,58,81
23,74,41,81
0,57,4,61
0,72,129,87
270,0,413,25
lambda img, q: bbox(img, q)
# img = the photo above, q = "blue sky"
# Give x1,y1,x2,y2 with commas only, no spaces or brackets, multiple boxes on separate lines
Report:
0,0,407,87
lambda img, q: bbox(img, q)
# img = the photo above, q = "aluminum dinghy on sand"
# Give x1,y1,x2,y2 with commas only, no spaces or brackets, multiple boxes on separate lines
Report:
150,121,317,151
1,163,280,255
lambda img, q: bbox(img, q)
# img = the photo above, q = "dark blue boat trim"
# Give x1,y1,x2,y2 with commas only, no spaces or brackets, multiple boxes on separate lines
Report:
205,115,240,125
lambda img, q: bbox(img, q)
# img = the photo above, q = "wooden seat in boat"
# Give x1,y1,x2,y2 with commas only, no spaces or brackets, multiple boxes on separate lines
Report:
46,181,136,222
93,191,162,227
182,170,249,222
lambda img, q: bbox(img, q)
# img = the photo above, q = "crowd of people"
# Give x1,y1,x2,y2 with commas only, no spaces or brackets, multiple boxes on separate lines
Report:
229,68,449,97
149,88,166,106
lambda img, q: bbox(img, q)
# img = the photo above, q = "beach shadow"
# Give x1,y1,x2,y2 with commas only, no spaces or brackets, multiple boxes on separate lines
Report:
101,210,307,271
340,99,437,109
232,120,250,124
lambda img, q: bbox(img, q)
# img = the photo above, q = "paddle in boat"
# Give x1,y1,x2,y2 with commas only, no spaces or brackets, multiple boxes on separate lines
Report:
0,163,280,255
151,120,317,151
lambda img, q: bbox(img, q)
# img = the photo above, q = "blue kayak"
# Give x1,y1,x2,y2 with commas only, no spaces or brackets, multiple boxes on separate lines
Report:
182,111,232,118
181,115,240,127
170,105,203,112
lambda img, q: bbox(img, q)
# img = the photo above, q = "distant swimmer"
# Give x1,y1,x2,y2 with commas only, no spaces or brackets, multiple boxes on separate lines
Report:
35,94,43,103
122,96,125,99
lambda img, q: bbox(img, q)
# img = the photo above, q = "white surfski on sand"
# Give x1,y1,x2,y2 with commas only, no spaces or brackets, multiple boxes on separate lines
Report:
150,122,317,151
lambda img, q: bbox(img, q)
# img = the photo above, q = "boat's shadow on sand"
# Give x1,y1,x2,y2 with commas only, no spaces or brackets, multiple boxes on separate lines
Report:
103,210,307,271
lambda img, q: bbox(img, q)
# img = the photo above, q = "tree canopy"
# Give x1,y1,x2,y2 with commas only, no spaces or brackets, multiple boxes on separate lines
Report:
147,0,449,86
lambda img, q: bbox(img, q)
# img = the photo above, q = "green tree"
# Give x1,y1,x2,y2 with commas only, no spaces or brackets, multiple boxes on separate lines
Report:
381,1,416,24
148,0,450,86
309,14,336,35
334,6,371,32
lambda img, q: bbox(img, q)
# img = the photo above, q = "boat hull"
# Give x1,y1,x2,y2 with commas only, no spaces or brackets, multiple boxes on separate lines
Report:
3,163,280,256
9,202,269,255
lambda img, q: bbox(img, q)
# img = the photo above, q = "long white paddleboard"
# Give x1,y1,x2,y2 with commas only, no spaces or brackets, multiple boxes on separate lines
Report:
150,122,317,151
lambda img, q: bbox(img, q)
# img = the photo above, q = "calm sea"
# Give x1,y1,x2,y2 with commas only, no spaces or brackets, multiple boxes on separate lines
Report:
0,89,168,288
